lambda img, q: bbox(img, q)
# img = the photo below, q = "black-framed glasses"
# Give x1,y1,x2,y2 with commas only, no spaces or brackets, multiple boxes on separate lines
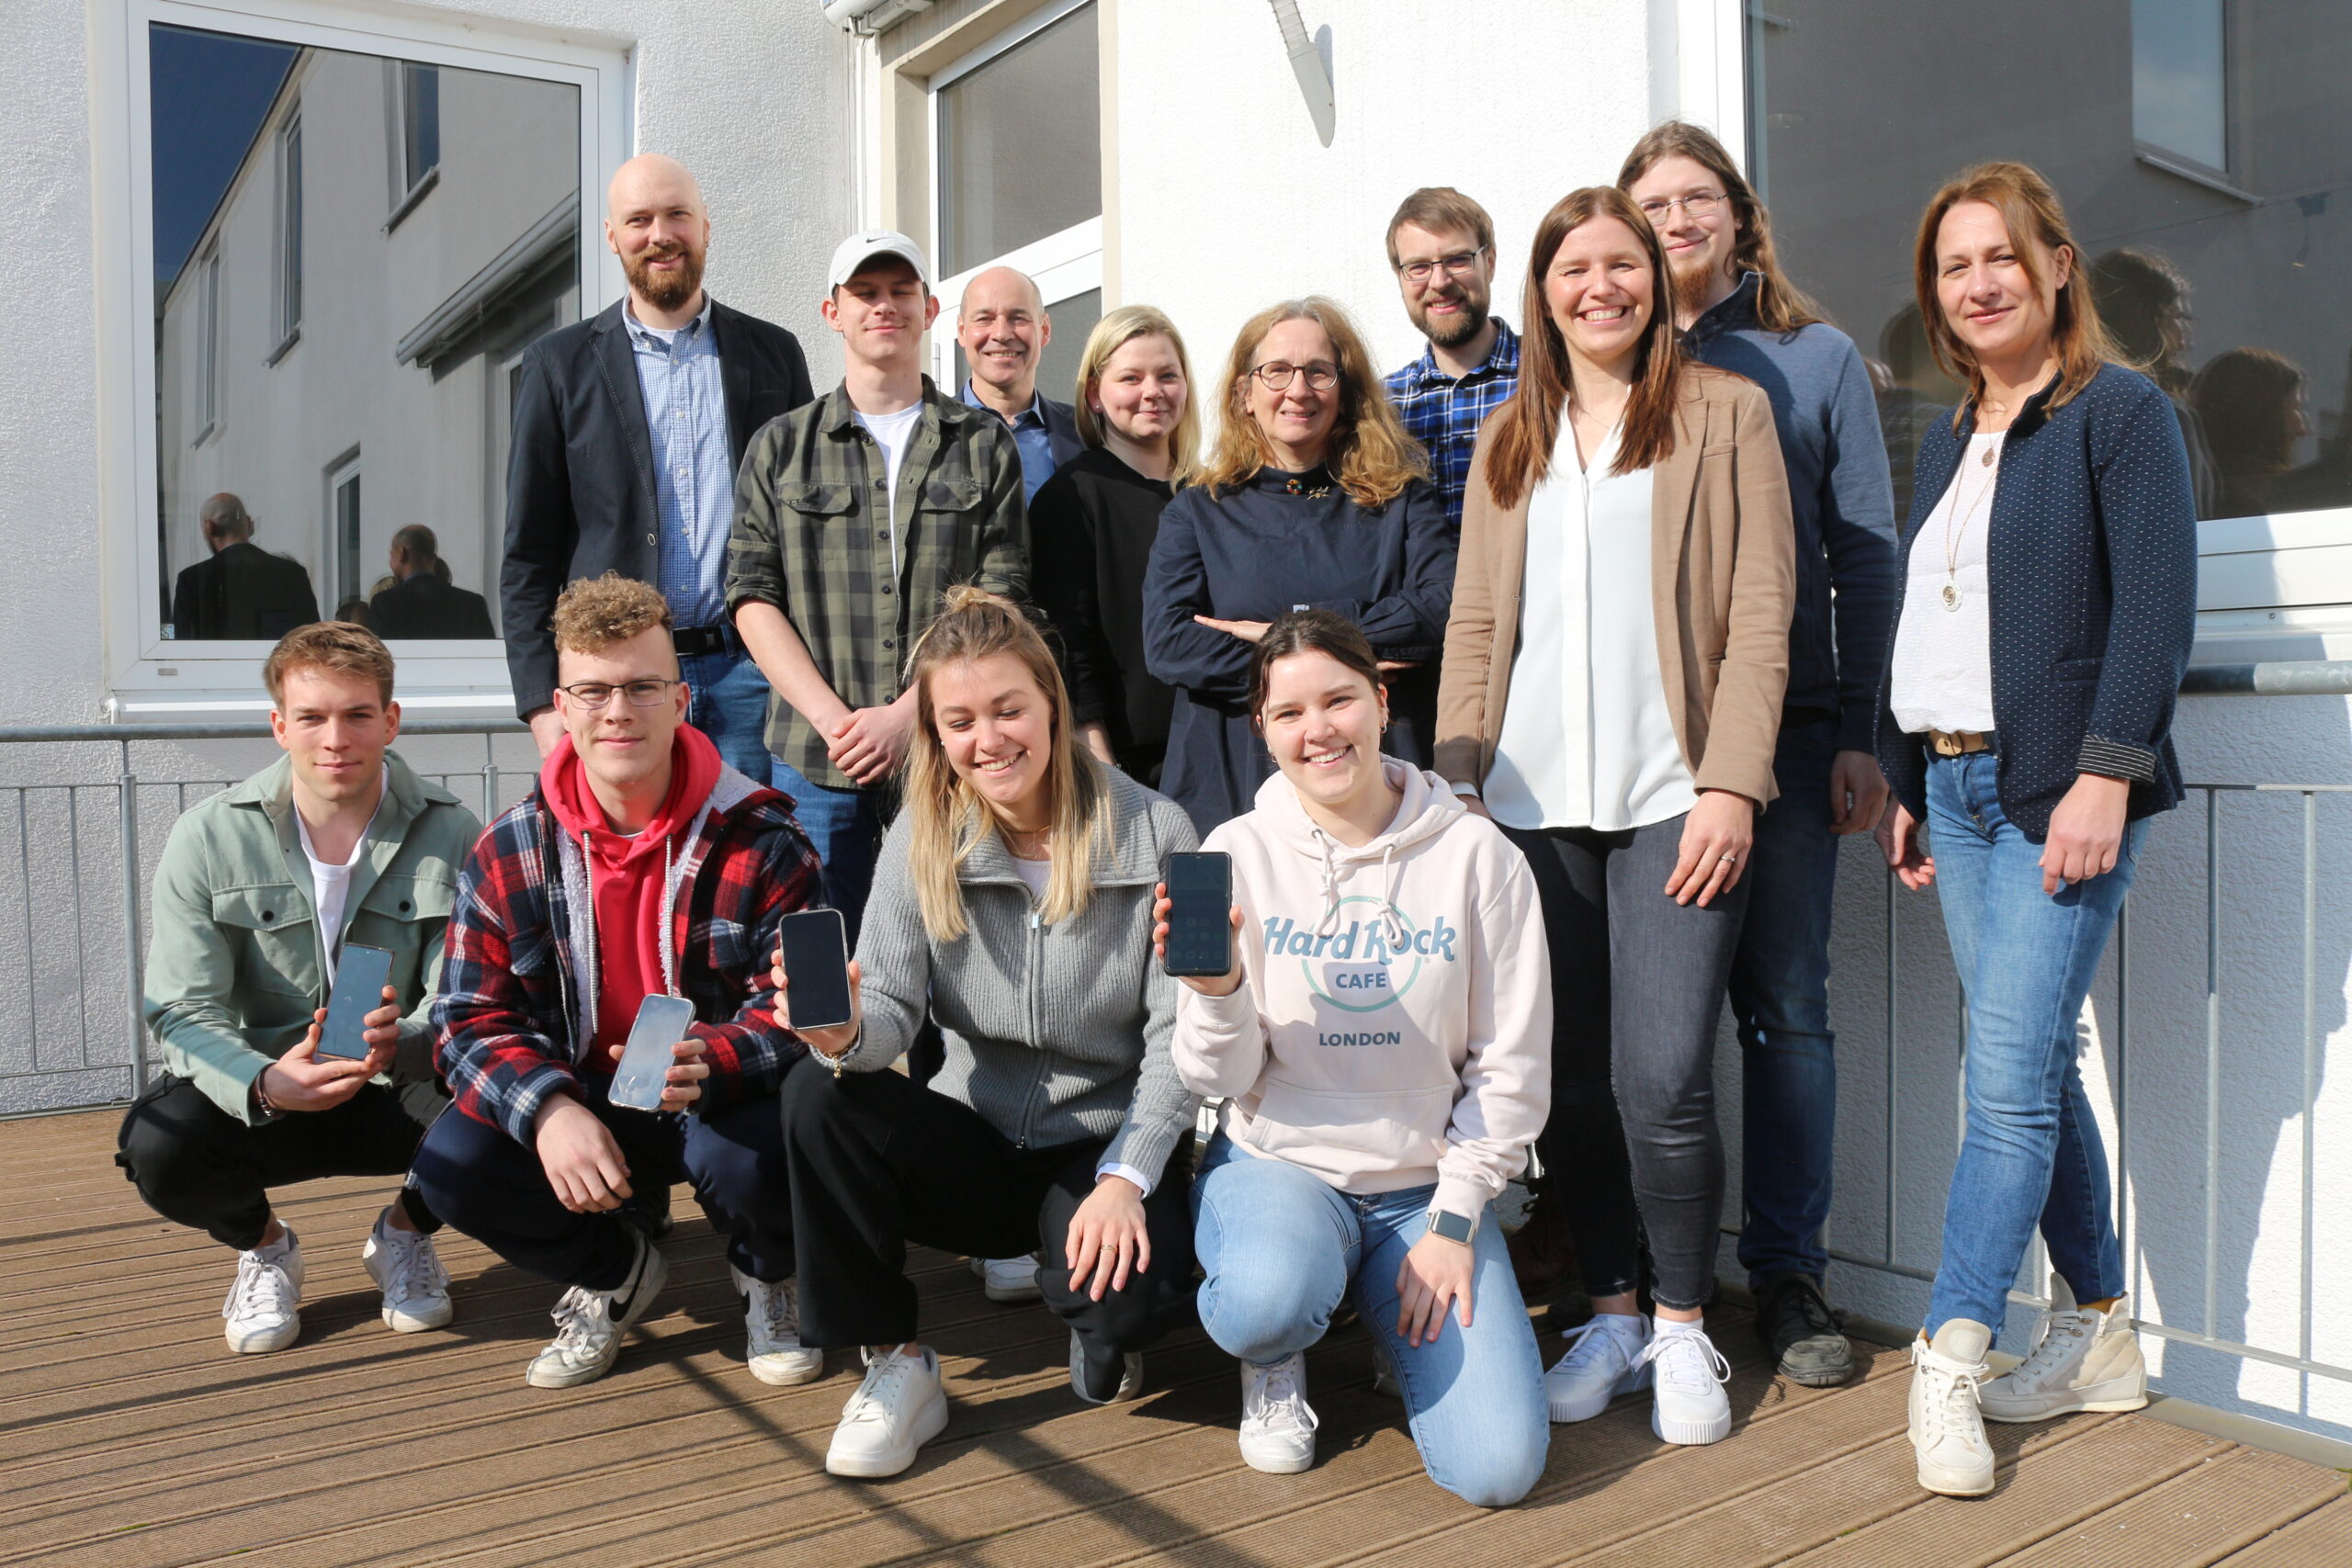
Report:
559,678,682,710
1249,360,1340,393
1396,247,1486,284
1635,191,1728,221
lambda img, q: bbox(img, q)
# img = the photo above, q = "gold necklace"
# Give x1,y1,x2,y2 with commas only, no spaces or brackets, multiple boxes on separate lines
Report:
1939,435,2004,612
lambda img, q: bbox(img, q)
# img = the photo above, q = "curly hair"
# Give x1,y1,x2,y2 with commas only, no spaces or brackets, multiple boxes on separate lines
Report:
1199,297,1427,510
549,571,675,660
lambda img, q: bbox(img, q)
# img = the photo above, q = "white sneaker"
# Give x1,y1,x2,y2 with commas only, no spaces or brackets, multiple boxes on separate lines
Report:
1069,1329,1144,1405
734,1266,825,1386
1641,1321,1733,1445
525,1236,669,1389
1237,1351,1318,1474
362,1211,452,1333
1910,1319,1996,1496
222,1228,304,1354
973,1255,1043,1303
1981,1276,2147,1422
826,1346,950,1478
1544,1314,1651,1423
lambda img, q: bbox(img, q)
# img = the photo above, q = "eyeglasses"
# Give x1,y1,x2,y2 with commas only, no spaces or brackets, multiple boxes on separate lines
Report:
1249,361,1340,392
559,678,682,710
1635,192,1728,221
1396,248,1486,284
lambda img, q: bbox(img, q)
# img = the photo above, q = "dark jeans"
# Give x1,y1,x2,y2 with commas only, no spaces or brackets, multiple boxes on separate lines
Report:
680,647,778,787
769,759,889,946
411,1065,799,1292
779,1064,1196,1352
115,1072,446,1251
1506,813,1749,1312
1727,716,1842,1288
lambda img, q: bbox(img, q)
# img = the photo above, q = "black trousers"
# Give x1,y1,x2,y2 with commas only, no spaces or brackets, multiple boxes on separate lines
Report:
780,1065,1195,1351
115,1072,445,1251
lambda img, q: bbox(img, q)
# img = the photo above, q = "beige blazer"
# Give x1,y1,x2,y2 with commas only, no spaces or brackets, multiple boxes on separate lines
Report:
1435,362,1797,810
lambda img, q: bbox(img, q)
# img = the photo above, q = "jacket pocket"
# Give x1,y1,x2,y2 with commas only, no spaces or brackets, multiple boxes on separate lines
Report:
210,884,316,999
1238,1077,1457,1171
346,873,457,968
780,482,854,517
920,477,983,513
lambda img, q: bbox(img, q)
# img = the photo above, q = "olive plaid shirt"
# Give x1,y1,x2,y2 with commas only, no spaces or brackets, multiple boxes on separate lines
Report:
725,378,1029,790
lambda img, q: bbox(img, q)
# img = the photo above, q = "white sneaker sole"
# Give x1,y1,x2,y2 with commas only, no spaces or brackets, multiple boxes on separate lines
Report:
982,1276,1043,1303
825,1384,949,1478
749,1347,828,1386
1546,1362,1650,1424
1238,1433,1316,1474
363,1234,453,1333
1917,1452,1996,1495
1652,1398,1733,1445
224,1314,300,1354
526,1245,670,1390
1981,1376,2147,1423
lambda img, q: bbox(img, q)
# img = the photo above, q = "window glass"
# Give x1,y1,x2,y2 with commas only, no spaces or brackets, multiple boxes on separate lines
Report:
1751,0,2352,525
149,24,579,643
935,5,1100,276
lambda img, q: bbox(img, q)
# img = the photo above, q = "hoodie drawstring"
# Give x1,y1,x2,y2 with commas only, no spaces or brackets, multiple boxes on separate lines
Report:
1308,828,1408,950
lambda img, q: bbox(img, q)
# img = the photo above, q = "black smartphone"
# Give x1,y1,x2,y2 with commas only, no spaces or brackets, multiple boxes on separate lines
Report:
776,908,854,1030
1163,852,1235,978
316,944,395,1061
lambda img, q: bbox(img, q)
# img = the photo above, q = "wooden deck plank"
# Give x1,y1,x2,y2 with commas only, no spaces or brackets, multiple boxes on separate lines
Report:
1991,1446,2346,1567
2211,1496,2352,1566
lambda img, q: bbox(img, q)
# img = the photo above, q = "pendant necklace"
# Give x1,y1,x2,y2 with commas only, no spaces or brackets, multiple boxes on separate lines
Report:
1940,435,2004,612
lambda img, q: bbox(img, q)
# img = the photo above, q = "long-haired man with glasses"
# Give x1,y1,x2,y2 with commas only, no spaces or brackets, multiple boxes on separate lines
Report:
1619,121,1899,1392
413,573,827,1391
1382,187,1520,533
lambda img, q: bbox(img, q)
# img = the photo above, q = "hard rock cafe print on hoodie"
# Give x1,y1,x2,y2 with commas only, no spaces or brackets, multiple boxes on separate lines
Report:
1170,761,1554,1223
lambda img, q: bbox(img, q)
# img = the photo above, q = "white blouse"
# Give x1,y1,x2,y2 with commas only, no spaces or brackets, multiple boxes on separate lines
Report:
1480,420,1696,832
1891,431,2004,736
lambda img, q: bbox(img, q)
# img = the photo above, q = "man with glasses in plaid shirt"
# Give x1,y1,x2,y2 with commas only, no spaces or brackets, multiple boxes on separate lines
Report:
1381,187,1521,535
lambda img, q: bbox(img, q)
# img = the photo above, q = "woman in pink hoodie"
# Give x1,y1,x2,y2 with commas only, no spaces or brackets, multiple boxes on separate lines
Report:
1159,610,1553,1507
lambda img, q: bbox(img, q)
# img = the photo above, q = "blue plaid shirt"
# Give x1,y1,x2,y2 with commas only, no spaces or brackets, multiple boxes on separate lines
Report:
1384,318,1521,529
627,298,735,630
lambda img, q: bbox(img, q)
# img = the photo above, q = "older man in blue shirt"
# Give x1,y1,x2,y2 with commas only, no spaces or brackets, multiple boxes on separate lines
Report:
956,266,1082,502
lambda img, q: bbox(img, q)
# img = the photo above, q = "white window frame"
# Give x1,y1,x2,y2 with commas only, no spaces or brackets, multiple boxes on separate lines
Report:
325,447,362,611
924,0,1103,389
270,109,301,359
91,0,628,715
194,244,221,444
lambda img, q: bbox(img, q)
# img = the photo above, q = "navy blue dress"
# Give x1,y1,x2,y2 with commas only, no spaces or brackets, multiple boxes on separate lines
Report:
1142,466,1455,833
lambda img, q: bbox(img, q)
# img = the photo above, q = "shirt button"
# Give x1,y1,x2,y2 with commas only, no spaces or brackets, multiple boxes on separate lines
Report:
880,584,893,595
881,638,895,650
877,529,889,540
646,532,657,545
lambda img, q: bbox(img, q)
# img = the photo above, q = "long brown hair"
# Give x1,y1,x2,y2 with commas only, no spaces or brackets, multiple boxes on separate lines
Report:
1913,161,2115,430
1480,187,1685,509
1199,297,1427,510
900,586,1106,942
1617,119,1825,336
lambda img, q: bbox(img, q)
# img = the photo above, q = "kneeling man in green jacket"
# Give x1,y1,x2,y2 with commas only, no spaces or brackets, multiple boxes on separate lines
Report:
116,622,483,1354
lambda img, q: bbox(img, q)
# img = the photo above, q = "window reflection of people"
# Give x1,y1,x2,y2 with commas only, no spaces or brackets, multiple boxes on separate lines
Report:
1873,305,1947,527
170,492,321,641
2191,347,2311,520
2089,250,2218,516
370,525,497,639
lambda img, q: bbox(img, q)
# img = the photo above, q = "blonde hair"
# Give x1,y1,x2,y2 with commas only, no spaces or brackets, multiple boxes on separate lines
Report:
263,621,395,708
1913,161,2115,430
1072,305,1203,486
550,571,675,659
1199,297,1428,510
901,586,1108,942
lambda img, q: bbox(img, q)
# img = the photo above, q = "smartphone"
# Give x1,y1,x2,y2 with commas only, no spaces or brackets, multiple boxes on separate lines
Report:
775,908,854,1030
1163,852,1235,978
315,944,395,1061
609,993,698,1111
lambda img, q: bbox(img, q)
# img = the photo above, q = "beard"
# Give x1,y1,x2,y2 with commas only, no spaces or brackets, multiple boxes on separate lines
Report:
1668,250,1723,318
1414,288,1490,349
626,244,706,311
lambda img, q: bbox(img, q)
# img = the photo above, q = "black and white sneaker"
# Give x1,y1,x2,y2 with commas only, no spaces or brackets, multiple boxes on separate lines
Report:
1069,1329,1143,1405
525,1235,669,1389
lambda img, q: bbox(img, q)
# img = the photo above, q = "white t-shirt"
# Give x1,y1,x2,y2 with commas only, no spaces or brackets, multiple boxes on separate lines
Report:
295,770,388,985
855,403,924,581
1890,432,2005,735
1009,854,1052,899
1479,419,1695,831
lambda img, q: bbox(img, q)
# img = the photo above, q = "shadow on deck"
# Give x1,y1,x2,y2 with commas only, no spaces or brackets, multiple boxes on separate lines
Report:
3,1110,2346,1566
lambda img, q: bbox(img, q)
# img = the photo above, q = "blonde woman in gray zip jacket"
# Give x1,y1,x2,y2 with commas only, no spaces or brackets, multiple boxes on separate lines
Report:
775,587,1201,1480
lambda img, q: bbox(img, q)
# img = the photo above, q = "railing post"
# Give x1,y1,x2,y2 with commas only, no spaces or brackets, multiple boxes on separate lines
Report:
481,730,500,822
118,739,147,1097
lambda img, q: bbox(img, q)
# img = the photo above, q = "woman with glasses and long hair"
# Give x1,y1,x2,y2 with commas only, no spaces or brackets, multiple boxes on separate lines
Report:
1144,297,1453,834
1437,186,1794,1449
1030,305,1203,787
1876,162,2195,1499
774,587,1202,1481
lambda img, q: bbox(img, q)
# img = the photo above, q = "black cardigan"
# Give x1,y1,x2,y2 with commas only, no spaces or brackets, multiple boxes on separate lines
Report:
1874,363,2197,842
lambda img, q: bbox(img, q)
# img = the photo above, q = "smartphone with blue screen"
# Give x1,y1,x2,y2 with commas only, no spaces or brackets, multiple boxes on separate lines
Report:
1163,852,1234,978
609,994,697,1111
315,944,394,1061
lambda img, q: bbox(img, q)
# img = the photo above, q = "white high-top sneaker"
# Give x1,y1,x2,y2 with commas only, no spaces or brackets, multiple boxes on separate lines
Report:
362,1211,453,1333
525,1235,668,1389
826,1346,950,1478
1981,1276,2147,1422
1909,1319,1996,1496
734,1266,825,1386
222,1227,304,1354
1238,1351,1318,1473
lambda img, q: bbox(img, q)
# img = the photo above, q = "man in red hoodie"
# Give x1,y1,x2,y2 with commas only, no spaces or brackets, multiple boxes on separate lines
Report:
413,573,828,1390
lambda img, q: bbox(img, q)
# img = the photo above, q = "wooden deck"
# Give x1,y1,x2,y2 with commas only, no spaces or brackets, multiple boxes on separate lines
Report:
5,1109,2346,1568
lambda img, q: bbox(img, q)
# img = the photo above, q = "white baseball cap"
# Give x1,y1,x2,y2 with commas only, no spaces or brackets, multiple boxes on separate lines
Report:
827,228,932,290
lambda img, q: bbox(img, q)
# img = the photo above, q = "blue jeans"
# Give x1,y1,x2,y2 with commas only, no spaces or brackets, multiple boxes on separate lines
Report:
769,758,888,943
1191,1135,1549,1508
1730,716,1841,1288
1924,753,2144,1333
679,648,777,785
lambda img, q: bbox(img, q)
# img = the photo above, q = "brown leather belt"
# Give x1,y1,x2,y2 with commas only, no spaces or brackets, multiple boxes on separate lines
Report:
1927,728,1996,758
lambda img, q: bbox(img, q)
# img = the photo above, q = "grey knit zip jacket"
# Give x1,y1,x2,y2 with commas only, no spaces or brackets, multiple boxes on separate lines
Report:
834,764,1201,1184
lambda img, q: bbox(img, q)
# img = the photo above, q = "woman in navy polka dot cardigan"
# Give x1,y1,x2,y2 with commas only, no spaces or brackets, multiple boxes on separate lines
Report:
1871,163,2196,1501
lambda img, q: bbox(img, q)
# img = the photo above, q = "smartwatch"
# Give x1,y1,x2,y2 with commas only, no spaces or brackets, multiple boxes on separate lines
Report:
1426,1206,1476,1245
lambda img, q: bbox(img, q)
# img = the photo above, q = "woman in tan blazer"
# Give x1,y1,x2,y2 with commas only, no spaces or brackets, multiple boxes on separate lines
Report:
1435,186,1793,1449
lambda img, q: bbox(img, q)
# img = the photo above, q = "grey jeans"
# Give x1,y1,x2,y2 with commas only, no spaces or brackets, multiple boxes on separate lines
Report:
1504,814,1748,1311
